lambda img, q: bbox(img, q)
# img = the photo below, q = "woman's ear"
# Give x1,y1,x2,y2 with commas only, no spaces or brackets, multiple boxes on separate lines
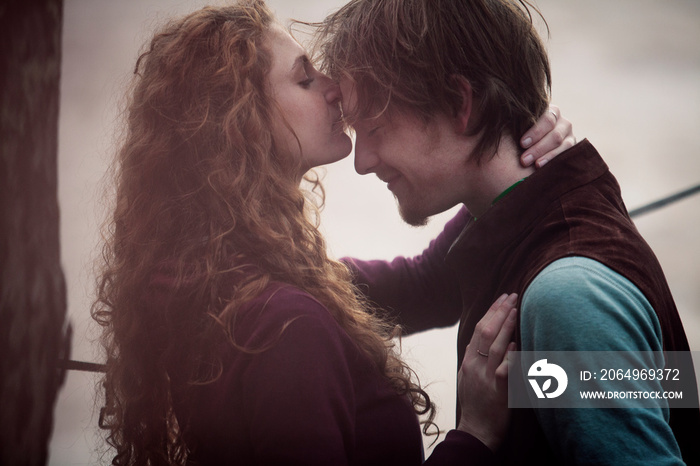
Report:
452,75,473,134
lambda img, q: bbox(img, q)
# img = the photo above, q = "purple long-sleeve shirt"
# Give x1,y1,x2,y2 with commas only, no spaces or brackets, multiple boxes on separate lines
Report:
343,208,469,335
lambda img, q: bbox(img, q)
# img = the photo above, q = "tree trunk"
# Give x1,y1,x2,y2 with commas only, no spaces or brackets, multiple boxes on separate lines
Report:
0,0,70,464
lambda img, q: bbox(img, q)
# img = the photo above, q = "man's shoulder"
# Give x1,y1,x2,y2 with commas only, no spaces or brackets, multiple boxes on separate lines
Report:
526,257,644,297
520,256,662,351
522,256,655,319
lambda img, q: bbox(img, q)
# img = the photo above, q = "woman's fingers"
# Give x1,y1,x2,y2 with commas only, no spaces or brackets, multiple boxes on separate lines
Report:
520,104,576,167
486,308,517,373
457,296,517,451
534,116,576,168
495,341,517,391
465,293,506,359
474,293,517,357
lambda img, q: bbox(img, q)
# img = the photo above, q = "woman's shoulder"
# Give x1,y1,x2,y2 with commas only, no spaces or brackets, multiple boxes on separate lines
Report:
235,282,345,344
243,282,330,319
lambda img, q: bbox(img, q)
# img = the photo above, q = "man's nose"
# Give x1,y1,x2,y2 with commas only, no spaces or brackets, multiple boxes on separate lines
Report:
354,134,379,175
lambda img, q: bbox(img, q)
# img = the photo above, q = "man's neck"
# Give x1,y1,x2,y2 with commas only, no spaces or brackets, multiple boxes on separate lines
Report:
464,136,535,218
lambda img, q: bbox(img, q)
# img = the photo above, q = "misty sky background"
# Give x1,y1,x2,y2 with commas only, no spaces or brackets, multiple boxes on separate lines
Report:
51,0,700,463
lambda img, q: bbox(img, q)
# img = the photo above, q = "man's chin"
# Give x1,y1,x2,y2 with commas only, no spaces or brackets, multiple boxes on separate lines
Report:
398,202,429,227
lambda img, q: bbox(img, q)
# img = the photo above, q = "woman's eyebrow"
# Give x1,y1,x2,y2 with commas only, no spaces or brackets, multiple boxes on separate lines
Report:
290,55,310,74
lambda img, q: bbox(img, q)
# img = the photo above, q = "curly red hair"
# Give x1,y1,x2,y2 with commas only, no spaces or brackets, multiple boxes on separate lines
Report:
92,1,434,464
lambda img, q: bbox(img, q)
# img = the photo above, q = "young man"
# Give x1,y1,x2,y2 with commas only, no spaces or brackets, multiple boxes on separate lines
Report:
314,0,700,463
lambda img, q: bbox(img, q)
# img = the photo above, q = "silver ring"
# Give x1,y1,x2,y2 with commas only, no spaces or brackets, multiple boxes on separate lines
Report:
549,109,558,121
476,349,489,358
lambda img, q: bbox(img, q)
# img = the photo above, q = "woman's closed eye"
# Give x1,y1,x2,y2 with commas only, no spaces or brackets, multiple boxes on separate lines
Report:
298,77,315,89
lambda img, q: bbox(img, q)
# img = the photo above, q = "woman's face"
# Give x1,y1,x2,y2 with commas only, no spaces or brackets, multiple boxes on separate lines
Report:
266,25,352,175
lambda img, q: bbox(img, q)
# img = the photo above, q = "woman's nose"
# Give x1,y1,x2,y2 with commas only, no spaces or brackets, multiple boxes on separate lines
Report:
324,79,342,105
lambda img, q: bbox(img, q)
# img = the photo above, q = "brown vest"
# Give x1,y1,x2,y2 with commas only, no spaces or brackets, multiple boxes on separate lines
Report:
446,140,699,464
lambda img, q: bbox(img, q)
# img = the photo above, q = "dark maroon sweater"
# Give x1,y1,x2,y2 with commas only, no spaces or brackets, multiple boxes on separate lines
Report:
167,283,422,465
158,281,495,465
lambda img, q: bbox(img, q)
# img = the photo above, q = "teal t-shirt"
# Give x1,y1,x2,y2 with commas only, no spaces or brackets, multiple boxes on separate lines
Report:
520,256,683,465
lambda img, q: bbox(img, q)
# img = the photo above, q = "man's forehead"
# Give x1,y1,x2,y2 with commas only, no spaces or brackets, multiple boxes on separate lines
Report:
339,78,393,128
339,78,359,117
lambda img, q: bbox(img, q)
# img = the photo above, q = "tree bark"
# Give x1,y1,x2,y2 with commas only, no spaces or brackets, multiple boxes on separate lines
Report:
0,0,70,464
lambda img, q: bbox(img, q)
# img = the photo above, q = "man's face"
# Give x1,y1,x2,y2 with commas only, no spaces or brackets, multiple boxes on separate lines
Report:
341,80,475,226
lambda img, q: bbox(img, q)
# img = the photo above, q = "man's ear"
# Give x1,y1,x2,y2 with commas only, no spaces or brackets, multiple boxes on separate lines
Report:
452,75,473,134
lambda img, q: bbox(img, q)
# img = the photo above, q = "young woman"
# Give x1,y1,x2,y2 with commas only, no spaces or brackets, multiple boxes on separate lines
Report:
92,1,572,464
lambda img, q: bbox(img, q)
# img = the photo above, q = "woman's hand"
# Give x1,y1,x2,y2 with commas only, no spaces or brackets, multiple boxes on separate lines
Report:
457,293,518,452
519,105,576,168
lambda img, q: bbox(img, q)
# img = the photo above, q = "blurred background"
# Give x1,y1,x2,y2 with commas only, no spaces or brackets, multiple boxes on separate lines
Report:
52,0,700,463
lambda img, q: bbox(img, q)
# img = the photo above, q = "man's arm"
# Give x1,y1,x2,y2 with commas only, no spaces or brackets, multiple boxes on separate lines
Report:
520,256,684,465
343,208,468,333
